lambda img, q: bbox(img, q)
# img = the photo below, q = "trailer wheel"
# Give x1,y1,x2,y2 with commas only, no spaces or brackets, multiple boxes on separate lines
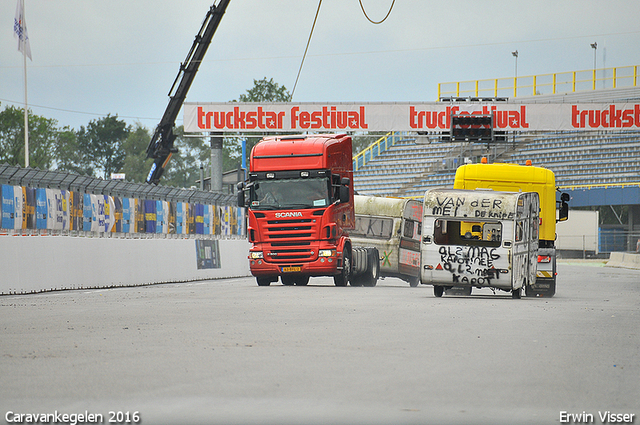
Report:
434,286,444,297
408,277,420,287
334,248,351,287
256,277,271,286
512,286,522,299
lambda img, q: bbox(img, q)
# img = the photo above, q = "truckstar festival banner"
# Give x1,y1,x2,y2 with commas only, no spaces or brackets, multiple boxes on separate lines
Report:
184,102,640,133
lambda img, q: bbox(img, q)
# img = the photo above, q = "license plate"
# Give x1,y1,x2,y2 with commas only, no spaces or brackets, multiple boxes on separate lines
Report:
281,266,302,273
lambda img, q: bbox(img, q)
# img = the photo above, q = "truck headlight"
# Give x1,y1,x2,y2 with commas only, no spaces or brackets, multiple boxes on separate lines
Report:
319,249,336,257
250,251,264,259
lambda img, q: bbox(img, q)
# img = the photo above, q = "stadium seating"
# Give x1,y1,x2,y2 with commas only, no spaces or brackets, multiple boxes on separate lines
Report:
353,129,640,197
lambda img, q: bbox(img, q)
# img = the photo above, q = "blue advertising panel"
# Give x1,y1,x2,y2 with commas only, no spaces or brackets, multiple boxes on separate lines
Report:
1,185,15,229
144,200,156,233
36,188,47,230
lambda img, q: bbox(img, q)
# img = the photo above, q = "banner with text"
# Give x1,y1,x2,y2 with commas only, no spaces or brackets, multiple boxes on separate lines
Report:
184,102,640,133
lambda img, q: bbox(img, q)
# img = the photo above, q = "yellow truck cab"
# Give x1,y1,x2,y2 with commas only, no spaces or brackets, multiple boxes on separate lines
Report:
454,160,568,297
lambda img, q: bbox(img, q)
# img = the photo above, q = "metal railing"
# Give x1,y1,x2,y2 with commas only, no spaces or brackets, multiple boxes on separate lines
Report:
352,132,400,171
438,65,639,99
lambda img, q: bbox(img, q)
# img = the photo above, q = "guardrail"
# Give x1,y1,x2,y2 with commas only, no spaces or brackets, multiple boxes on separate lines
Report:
438,65,639,99
353,132,400,171
0,164,244,239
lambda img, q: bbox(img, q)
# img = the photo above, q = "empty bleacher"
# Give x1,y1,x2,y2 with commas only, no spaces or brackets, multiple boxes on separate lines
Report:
353,130,640,197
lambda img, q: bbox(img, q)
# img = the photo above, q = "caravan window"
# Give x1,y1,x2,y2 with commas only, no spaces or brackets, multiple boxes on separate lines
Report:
403,219,421,240
352,216,394,239
433,219,501,248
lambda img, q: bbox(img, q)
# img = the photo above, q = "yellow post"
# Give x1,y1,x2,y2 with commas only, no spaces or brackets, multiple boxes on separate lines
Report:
553,73,556,94
475,80,479,97
437,83,441,101
592,69,596,90
573,71,577,92
533,75,537,95
494,79,498,97
613,67,617,89
513,77,517,98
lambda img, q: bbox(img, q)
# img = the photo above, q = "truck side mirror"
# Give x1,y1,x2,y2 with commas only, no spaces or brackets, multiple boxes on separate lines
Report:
557,192,569,222
339,177,350,204
237,182,245,207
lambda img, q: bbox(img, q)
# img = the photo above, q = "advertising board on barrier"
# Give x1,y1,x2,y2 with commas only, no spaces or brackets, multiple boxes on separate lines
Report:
1,184,245,238
184,102,640,133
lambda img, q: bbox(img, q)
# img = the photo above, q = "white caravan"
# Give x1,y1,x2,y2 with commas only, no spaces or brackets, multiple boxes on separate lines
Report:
420,188,539,299
351,195,423,286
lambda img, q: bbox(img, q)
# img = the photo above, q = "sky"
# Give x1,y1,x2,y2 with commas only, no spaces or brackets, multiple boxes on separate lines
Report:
1,0,640,132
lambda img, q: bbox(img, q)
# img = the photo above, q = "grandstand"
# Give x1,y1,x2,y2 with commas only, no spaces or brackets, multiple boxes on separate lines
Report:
353,80,640,198
352,68,640,253
353,127,640,197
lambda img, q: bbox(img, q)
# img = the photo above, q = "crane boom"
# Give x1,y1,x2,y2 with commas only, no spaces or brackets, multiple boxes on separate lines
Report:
145,0,231,184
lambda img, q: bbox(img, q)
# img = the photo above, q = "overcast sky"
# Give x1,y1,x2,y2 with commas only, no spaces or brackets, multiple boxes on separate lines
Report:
1,0,640,131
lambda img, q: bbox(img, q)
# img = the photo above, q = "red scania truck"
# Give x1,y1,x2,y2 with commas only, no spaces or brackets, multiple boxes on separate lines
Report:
238,134,379,287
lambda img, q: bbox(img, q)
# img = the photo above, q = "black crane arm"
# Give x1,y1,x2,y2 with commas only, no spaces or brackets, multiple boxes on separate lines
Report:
145,0,231,184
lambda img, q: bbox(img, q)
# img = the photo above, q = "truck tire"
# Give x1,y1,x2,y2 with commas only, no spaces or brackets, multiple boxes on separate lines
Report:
281,276,295,286
294,275,310,286
334,247,351,287
256,277,271,286
434,286,444,297
362,248,379,287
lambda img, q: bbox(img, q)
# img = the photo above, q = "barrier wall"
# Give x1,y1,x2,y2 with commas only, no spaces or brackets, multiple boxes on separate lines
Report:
605,252,640,270
0,236,251,295
0,175,252,295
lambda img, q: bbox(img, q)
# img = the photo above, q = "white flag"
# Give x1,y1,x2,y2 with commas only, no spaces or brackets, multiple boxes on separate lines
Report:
13,0,32,60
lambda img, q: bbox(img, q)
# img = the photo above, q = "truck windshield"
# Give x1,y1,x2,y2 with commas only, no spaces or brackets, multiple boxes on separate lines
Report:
249,177,330,210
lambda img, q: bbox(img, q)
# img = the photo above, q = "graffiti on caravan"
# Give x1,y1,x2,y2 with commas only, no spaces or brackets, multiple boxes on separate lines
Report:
431,195,511,218
438,245,501,285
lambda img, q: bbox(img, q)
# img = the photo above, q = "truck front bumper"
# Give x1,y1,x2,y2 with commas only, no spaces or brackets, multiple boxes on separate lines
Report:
249,257,340,277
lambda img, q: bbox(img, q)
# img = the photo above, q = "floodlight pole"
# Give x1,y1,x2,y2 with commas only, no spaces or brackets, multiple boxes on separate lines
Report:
591,42,597,90
511,50,518,98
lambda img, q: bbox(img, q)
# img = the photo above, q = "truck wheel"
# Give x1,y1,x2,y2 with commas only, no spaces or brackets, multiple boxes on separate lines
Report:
256,277,271,286
434,286,444,297
362,248,379,287
408,276,420,287
334,248,351,287
294,275,310,286
281,276,295,286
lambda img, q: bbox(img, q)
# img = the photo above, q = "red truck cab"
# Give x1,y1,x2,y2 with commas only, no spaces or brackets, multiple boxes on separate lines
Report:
239,134,358,286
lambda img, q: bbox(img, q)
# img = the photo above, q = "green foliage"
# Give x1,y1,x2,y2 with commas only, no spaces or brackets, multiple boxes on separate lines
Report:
121,124,153,183
238,77,292,103
76,114,130,179
0,104,57,169
223,78,293,172
162,126,210,188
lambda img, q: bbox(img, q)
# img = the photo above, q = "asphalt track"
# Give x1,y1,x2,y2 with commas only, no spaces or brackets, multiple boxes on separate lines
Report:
1,262,639,425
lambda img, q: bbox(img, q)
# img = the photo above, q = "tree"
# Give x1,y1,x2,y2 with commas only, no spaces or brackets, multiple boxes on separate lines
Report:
224,78,293,172
76,114,129,179
238,77,292,103
162,126,210,188
0,104,57,169
121,124,153,183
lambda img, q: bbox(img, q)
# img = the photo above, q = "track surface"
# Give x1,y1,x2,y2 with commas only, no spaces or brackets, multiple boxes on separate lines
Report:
1,262,639,425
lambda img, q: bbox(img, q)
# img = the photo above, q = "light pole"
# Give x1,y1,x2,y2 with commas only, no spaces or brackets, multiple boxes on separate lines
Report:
591,42,597,90
512,50,518,97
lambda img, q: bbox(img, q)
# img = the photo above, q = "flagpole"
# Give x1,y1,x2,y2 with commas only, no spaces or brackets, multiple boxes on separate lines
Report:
22,0,29,168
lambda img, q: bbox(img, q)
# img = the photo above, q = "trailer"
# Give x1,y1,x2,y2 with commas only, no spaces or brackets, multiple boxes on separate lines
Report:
420,188,539,299
350,195,423,286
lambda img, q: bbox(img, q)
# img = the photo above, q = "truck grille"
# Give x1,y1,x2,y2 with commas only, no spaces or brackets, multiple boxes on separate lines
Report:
263,219,318,263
